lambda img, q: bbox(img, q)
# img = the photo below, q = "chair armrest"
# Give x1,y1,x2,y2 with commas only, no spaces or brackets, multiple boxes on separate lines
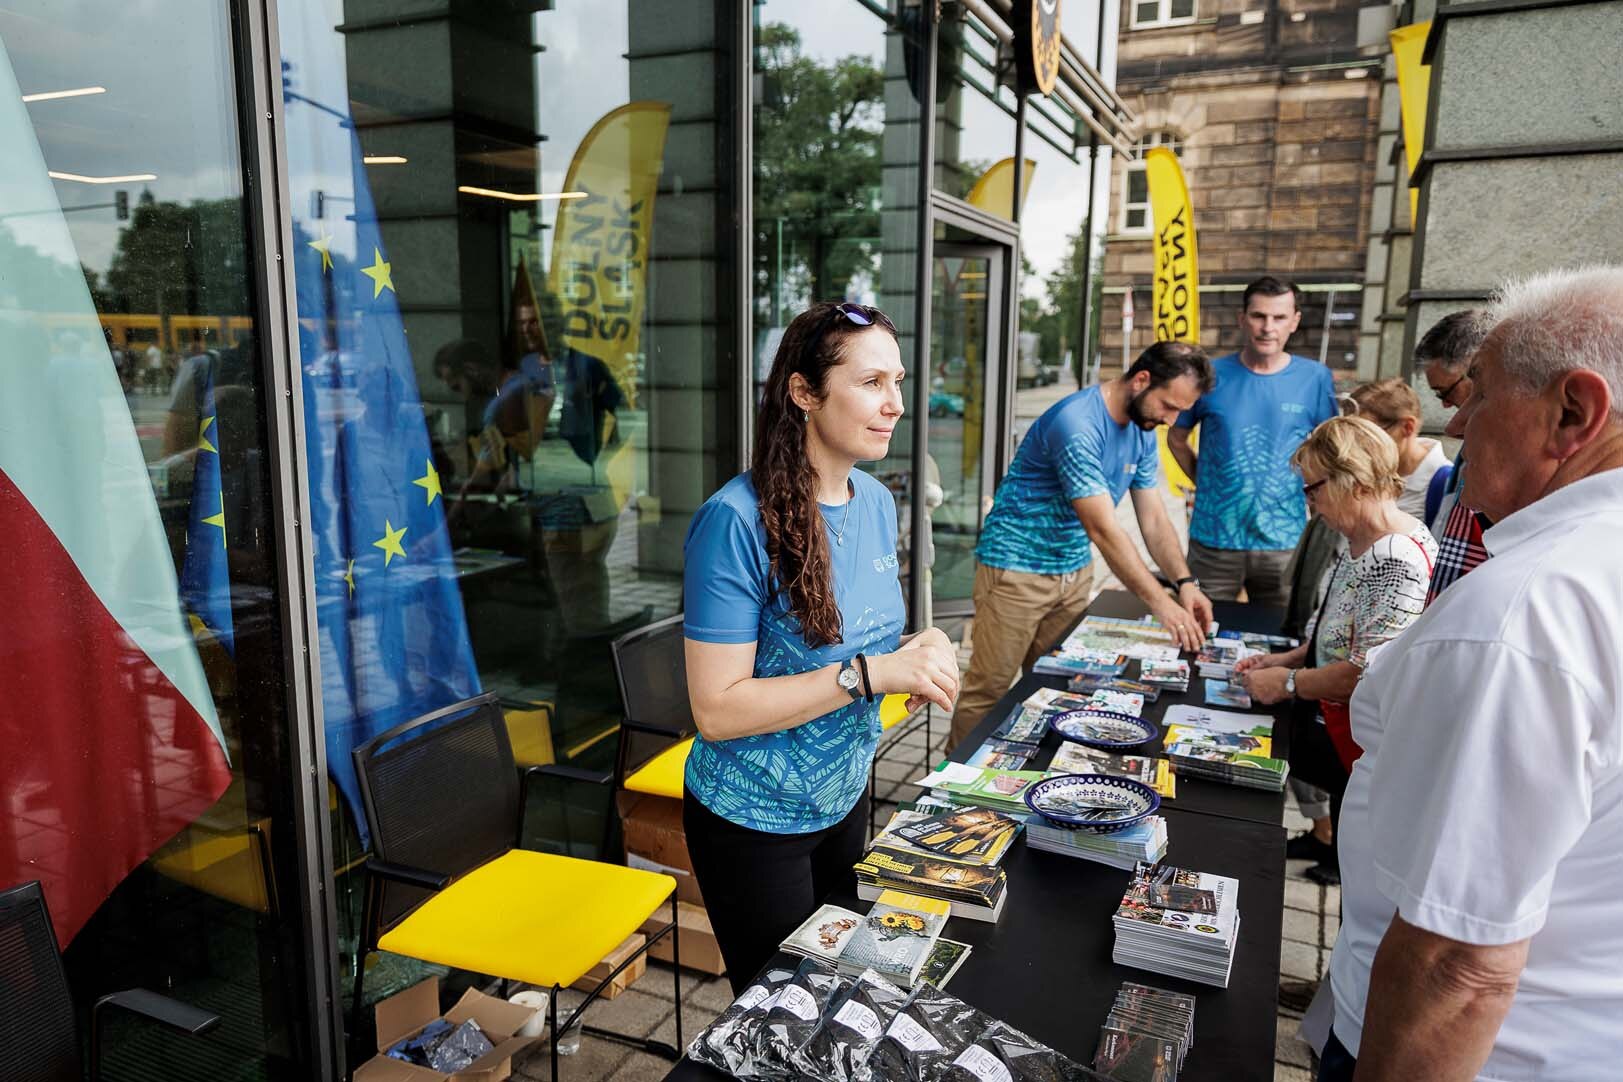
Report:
526,763,611,786
95,989,221,1036
621,718,688,740
366,858,452,891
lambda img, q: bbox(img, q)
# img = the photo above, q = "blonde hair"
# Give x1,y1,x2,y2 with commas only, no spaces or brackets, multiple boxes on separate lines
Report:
1348,378,1421,430
1291,415,1403,501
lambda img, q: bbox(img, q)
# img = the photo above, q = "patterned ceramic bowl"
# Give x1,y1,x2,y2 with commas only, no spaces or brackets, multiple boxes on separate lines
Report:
1023,773,1160,833
1048,708,1158,749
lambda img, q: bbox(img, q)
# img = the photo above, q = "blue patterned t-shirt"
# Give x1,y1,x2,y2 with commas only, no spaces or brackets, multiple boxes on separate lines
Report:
682,470,905,834
1175,353,1338,551
974,385,1161,575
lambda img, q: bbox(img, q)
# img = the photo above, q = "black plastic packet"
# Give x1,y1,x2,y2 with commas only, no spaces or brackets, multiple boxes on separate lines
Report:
790,967,910,1082
386,1018,453,1065
750,957,849,1078
424,1019,494,1073
685,964,798,1075
937,1019,1109,1082
860,980,998,1082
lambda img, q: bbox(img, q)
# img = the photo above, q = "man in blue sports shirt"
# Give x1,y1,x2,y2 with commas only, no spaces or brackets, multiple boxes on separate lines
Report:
1168,276,1338,608
951,341,1217,749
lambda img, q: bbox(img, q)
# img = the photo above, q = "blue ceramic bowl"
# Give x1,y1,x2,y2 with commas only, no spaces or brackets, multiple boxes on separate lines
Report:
1023,773,1160,834
1048,708,1158,749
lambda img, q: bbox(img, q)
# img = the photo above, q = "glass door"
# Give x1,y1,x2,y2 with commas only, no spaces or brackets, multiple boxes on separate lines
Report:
927,232,1007,616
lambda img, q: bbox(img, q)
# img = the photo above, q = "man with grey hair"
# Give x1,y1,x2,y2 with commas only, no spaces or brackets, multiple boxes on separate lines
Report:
1319,265,1623,1081
1415,310,1495,601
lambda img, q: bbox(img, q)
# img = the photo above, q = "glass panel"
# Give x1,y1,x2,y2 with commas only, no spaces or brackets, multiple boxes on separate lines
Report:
1017,112,1091,428
934,10,1019,215
1,2,312,1077
1135,2,1162,26
928,247,997,606
1170,0,1196,19
1126,206,1148,231
279,0,737,1038
754,0,925,616
1127,167,1149,204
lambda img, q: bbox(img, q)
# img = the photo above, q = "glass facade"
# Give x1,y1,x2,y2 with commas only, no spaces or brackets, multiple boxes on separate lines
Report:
0,1,1122,1075
1,2,310,1078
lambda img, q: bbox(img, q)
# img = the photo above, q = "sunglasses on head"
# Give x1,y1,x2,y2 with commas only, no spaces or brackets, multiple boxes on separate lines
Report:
831,301,895,333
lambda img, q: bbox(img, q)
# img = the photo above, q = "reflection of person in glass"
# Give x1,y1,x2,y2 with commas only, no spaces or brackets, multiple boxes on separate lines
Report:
679,302,961,992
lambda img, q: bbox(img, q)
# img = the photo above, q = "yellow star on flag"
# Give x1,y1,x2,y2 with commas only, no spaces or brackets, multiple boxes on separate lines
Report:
203,492,226,549
344,558,356,598
198,415,218,454
373,519,407,566
412,459,442,505
309,230,334,273
361,246,394,299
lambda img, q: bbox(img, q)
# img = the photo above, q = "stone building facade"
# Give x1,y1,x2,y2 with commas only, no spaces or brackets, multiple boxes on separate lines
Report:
1098,0,1396,375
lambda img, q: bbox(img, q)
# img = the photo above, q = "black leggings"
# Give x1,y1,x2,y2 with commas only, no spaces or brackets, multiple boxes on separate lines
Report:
683,789,870,995
1290,705,1350,852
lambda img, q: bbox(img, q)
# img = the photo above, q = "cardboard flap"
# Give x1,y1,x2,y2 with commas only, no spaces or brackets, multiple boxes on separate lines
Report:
375,978,443,1051
354,1055,445,1082
444,987,537,1039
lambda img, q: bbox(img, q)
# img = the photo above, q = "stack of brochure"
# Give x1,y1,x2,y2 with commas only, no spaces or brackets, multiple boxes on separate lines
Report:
1052,616,1189,662
1068,674,1162,702
853,842,1009,922
1112,862,1240,988
1050,740,1177,799
780,892,954,988
871,804,1021,868
914,761,1048,817
1194,638,1253,680
1160,706,1288,791
1025,814,1168,870
1031,646,1130,678
1093,981,1196,1081
1138,658,1190,693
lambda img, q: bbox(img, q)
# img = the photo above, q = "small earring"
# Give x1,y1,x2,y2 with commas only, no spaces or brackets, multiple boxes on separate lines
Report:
803,410,810,423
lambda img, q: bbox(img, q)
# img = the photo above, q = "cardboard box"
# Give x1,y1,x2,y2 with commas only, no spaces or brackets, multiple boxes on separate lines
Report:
618,791,705,907
639,900,725,976
355,978,537,1082
568,932,646,1000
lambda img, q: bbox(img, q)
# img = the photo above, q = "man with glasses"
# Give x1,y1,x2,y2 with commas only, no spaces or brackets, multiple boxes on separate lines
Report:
1415,309,1494,602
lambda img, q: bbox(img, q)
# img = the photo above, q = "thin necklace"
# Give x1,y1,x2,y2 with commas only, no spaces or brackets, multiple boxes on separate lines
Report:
831,482,854,546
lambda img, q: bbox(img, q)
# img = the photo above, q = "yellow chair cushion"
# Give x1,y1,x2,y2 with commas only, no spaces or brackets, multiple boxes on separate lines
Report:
623,736,693,800
879,693,912,731
379,849,675,989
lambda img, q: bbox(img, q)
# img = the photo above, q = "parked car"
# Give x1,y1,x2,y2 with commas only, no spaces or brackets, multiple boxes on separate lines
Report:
929,389,965,417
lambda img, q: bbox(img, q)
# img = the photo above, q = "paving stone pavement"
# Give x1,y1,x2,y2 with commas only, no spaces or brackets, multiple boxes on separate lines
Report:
515,623,1337,1081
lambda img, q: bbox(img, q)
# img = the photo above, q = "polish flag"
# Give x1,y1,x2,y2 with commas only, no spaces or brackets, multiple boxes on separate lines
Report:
0,41,231,945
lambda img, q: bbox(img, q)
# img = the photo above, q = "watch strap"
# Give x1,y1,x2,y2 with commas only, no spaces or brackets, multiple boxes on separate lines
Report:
855,653,874,703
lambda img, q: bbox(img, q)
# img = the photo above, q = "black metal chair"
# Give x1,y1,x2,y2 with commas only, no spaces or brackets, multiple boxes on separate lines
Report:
0,880,220,1081
350,692,681,1082
603,614,696,857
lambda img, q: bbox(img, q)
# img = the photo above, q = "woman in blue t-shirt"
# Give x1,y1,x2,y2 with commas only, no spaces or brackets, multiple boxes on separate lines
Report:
681,301,960,991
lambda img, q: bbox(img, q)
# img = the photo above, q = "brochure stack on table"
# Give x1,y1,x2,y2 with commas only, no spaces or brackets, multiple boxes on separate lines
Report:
1112,862,1241,988
1025,814,1168,870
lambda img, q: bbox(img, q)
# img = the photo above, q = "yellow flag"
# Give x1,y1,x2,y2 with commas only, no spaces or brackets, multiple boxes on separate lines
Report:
1390,22,1431,223
965,157,1036,221
1145,147,1200,496
1146,147,1199,345
547,102,671,410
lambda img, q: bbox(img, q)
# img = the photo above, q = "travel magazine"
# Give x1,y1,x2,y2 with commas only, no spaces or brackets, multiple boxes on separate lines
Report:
780,892,950,987
1113,862,1241,987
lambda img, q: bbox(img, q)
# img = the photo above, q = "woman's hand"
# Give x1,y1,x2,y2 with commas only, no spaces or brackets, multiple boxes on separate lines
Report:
1242,665,1292,705
870,633,960,712
1234,651,1291,675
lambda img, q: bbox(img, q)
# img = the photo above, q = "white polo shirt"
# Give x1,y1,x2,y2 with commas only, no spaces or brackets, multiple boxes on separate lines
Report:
1328,466,1623,1080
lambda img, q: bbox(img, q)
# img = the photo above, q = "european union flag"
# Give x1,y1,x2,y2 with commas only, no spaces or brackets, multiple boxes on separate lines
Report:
283,80,481,846
179,363,235,655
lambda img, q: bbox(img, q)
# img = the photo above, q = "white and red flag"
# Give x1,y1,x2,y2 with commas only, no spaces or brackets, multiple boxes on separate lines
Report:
0,40,231,945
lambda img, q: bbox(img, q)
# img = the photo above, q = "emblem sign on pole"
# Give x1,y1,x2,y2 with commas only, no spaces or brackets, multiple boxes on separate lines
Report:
1014,0,1062,97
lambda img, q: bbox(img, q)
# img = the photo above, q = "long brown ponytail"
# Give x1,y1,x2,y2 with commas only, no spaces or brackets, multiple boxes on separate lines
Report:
754,302,897,648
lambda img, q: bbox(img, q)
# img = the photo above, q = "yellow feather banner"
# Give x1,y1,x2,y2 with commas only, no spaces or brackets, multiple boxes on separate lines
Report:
1145,146,1199,345
1390,22,1432,224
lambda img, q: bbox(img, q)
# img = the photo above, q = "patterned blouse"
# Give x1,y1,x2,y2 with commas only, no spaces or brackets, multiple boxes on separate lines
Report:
1306,526,1438,671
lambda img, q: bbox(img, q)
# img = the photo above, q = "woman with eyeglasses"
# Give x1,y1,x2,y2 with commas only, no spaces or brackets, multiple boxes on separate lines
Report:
680,301,961,992
1238,416,1437,887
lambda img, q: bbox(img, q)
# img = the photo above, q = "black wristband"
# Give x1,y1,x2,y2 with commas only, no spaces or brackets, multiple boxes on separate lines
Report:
855,653,874,703
1175,575,1199,589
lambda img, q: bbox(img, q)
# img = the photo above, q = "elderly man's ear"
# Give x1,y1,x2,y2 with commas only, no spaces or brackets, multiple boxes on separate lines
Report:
1549,368,1616,462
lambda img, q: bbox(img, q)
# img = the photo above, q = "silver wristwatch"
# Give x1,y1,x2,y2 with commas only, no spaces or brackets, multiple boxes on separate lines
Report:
837,658,864,701
1285,669,1298,700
